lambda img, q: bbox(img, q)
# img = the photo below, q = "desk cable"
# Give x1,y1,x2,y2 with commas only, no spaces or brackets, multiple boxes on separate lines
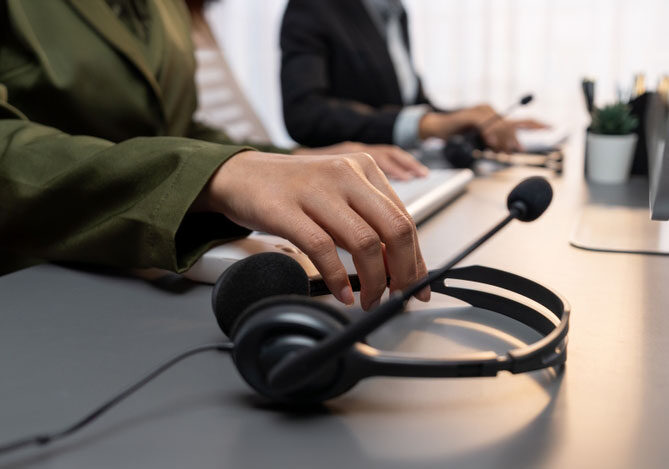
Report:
0,342,233,456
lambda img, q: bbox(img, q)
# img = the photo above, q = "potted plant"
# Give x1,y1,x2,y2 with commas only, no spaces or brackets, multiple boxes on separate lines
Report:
586,102,639,184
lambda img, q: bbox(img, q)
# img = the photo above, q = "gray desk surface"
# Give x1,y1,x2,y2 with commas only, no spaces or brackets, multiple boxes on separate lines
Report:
1,140,668,469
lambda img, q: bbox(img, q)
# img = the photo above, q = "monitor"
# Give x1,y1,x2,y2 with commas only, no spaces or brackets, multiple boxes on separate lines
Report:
647,92,669,220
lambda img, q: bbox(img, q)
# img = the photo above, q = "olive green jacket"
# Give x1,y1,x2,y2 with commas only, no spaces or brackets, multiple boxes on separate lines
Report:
0,0,277,275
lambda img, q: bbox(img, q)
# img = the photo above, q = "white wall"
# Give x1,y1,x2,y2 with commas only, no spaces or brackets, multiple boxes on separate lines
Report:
206,0,669,147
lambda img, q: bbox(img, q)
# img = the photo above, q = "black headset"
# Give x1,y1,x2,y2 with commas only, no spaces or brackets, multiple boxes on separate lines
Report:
211,177,570,405
0,177,570,455
213,254,569,405
443,135,563,171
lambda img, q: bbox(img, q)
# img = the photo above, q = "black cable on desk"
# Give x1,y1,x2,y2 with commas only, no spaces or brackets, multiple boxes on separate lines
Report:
0,342,234,456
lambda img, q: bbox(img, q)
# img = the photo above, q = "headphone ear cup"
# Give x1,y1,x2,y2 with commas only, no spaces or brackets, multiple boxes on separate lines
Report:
211,252,310,336
231,296,354,404
443,135,476,169
230,295,350,338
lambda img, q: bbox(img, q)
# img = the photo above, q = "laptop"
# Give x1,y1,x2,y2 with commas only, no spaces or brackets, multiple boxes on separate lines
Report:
184,168,473,283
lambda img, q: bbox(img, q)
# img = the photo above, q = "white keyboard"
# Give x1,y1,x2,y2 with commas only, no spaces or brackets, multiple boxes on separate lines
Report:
390,168,474,224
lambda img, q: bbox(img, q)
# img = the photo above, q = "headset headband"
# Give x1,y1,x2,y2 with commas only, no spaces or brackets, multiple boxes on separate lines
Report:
321,265,569,383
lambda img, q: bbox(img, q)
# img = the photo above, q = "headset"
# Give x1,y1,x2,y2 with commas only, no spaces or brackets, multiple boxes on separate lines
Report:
212,177,568,404
216,256,569,405
0,176,570,454
443,94,563,172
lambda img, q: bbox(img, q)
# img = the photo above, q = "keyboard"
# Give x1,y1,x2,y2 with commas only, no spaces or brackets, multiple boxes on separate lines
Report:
390,168,474,224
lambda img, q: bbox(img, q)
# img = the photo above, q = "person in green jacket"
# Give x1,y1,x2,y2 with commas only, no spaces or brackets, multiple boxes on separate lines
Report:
0,0,430,310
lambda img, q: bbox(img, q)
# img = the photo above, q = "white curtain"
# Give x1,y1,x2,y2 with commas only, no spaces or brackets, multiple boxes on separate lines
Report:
205,0,669,147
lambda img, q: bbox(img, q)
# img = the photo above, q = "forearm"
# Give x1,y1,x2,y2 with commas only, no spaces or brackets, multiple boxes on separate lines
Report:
418,109,479,140
0,118,251,274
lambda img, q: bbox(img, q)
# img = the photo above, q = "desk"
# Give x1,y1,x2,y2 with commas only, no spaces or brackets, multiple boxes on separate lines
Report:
1,142,668,469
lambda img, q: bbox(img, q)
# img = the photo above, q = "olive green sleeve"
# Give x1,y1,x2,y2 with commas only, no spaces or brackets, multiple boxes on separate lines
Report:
187,119,292,155
0,87,252,275
0,84,27,120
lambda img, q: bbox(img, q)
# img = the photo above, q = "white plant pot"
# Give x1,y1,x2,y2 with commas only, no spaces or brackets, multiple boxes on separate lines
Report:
586,133,638,184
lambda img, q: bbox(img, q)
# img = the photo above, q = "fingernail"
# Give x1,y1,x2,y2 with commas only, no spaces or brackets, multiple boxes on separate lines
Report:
416,286,431,302
338,286,355,306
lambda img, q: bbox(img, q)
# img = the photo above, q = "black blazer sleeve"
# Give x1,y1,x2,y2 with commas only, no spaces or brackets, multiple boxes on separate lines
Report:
280,0,402,147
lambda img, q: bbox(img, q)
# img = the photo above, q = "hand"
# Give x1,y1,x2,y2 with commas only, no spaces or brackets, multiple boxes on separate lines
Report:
198,151,430,310
420,106,548,153
420,107,517,150
466,105,522,153
294,142,429,181
480,121,521,153
482,117,549,152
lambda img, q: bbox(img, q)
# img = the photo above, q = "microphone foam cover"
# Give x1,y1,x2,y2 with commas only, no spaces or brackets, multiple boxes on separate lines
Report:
506,176,553,222
211,252,310,336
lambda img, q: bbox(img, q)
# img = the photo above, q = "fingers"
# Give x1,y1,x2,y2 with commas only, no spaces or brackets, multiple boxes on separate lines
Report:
276,215,355,306
483,122,522,153
504,130,522,152
365,146,429,181
273,154,423,309
511,119,550,130
347,155,430,302
303,201,388,310
386,146,429,178
470,105,536,153
374,157,414,181
297,144,430,181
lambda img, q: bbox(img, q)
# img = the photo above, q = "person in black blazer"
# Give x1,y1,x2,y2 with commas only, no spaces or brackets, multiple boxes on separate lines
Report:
281,0,542,152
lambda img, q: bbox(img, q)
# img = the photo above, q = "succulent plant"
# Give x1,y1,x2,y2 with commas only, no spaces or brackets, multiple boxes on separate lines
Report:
590,103,639,135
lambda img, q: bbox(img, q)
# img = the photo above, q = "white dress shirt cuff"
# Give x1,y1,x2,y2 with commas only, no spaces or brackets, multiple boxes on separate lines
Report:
393,104,430,149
